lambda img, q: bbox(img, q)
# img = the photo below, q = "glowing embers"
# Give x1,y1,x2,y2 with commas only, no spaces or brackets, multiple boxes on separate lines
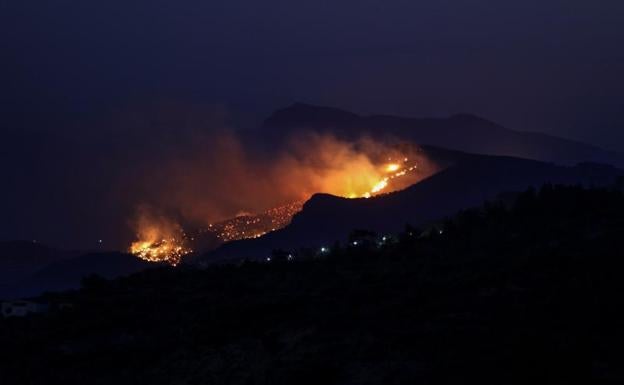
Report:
371,179,388,194
385,163,401,172
128,145,432,262
131,238,192,266
206,201,305,242
129,212,192,266
358,158,419,199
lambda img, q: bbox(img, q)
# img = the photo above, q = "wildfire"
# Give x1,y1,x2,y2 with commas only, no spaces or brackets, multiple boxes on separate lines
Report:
129,210,192,266
354,158,419,199
198,157,420,246
206,201,304,242
131,238,192,266
386,163,400,172
372,179,389,193
128,140,436,265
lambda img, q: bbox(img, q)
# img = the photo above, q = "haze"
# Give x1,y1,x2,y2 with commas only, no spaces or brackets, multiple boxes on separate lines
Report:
1,0,623,248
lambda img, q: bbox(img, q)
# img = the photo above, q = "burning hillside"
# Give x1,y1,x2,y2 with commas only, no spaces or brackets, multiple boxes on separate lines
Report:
128,134,438,265
205,201,305,243
198,158,422,243
129,208,193,266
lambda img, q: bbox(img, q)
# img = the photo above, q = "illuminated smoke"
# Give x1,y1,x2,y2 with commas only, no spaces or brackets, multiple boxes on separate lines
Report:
127,130,439,263
129,206,192,266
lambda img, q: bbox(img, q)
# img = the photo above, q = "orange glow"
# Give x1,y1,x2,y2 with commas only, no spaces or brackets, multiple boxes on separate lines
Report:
385,163,400,172
370,179,388,194
129,209,192,265
130,238,191,266
206,201,304,242
354,156,421,198
128,134,440,263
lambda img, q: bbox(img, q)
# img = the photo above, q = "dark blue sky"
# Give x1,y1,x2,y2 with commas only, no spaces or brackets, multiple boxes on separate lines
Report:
2,0,623,147
1,0,624,248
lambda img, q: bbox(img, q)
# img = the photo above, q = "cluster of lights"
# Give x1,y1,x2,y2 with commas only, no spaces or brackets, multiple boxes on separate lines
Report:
264,234,397,264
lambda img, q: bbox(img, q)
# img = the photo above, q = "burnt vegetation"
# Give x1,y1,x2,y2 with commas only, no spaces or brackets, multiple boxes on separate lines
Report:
2,185,624,384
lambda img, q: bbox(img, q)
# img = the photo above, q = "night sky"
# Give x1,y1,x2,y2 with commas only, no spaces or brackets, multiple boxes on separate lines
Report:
2,0,624,248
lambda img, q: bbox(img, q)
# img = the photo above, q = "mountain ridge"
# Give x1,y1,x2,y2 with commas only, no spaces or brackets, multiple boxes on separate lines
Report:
262,103,624,167
198,153,624,265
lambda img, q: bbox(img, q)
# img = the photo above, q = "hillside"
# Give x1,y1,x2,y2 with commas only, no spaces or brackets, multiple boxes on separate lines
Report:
0,241,75,285
200,154,623,264
0,252,160,299
2,186,623,384
262,103,624,167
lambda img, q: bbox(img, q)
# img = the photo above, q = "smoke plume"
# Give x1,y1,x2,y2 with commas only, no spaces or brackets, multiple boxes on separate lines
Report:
127,130,438,231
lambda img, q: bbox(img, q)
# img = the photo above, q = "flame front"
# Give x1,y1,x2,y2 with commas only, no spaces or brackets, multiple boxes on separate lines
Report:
128,138,437,265
355,158,419,198
129,211,192,266
385,163,400,172
130,238,192,266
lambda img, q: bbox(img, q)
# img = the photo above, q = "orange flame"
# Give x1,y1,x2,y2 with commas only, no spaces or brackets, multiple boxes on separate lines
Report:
129,208,192,265
385,163,400,172
128,135,438,263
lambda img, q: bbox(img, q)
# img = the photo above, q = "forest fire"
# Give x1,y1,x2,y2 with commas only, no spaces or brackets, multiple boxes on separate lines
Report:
206,201,305,242
128,136,437,265
131,238,192,266
385,163,401,172
129,209,193,266
359,158,420,198
197,158,420,243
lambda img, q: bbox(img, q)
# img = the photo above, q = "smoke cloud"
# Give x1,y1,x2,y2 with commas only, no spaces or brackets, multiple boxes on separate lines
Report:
126,129,439,234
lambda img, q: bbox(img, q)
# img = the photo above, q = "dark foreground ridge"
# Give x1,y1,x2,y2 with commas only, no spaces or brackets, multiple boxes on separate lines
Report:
2,185,624,384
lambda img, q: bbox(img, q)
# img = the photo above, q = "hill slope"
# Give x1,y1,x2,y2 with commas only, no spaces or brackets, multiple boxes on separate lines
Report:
0,241,76,285
201,155,623,263
0,252,159,299
2,186,624,384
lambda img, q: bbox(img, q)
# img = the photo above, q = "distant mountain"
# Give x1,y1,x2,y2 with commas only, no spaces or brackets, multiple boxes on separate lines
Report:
0,252,160,299
0,241,76,285
199,153,623,264
262,103,624,167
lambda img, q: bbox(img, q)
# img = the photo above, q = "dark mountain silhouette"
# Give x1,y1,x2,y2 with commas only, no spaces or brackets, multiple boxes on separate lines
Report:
3,186,624,384
262,103,624,167
200,153,623,264
0,252,159,299
0,241,76,285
